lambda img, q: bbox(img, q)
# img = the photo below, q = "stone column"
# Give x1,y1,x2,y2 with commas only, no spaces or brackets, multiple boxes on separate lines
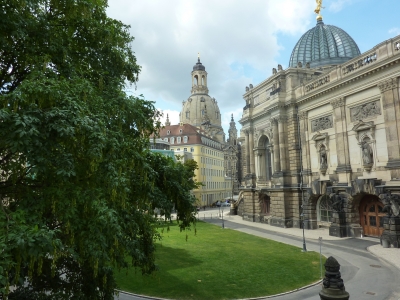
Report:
272,119,281,173
331,97,351,183
378,77,400,172
298,111,311,185
277,116,287,171
249,129,255,174
244,130,250,175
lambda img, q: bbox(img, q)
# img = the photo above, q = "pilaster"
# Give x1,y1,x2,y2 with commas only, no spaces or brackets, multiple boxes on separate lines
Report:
378,77,400,174
299,111,312,186
331,97,351,183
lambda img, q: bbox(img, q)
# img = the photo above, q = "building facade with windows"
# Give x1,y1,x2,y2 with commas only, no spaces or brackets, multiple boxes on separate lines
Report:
158,123,232,206
177,56,242,198
237,14,400,240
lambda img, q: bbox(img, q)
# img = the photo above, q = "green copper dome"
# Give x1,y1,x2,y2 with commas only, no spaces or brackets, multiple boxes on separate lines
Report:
289,20,361,68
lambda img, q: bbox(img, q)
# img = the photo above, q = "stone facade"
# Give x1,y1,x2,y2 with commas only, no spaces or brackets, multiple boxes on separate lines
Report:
237,26,400,238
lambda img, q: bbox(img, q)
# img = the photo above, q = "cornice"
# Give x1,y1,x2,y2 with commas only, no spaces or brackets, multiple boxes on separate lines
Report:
295,54,400,107
292,67,400,110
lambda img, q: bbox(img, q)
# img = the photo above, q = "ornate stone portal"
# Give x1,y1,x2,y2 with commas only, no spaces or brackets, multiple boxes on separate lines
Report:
380,191,400,248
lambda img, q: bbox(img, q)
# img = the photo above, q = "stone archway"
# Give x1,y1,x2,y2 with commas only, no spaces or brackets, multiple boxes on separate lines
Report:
237,197,245,217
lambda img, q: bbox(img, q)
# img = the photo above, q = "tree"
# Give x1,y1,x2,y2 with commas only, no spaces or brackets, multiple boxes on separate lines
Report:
0,0,197,298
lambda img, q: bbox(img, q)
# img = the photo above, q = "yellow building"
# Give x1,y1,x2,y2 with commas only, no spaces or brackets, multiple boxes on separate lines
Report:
158,122,232,206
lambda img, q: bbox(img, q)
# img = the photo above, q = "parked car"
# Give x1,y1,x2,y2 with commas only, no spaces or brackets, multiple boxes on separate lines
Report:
221,201,230,207
212,201,221,207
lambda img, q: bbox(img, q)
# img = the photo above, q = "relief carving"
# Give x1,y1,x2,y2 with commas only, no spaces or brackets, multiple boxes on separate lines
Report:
350,100,381,122
311,115,333,132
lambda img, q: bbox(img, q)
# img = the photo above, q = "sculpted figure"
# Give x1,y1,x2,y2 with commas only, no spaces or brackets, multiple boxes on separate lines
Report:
320,147,327,169
315,0,323,14
362,142,373,165
381,191,400,217
332,191,344,212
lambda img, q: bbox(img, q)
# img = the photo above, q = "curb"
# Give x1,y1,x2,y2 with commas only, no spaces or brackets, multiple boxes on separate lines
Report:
115,279,323,300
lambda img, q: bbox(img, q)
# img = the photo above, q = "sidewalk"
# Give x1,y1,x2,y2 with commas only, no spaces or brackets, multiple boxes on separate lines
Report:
197,209,400,271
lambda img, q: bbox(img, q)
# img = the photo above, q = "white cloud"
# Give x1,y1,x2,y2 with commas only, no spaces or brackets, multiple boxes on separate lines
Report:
389,27,400,36
158,109,180,127
328,0,359,13
106,1,315,133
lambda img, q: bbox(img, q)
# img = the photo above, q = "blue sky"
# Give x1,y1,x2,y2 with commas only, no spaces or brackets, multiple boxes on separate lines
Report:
107,0,400,135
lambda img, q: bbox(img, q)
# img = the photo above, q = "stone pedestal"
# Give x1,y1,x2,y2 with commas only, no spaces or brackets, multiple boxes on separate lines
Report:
329,212,347,238
319,256,350,300
381,216,400,248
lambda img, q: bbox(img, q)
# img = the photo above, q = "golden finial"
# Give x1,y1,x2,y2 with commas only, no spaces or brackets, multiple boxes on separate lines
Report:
198,52,200,58
314,0,324,21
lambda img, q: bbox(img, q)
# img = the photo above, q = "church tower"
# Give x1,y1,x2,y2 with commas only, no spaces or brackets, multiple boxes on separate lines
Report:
228,114,238,146
180,55,225,143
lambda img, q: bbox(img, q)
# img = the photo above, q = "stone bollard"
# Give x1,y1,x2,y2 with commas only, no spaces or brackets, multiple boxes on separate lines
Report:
319,256,349,300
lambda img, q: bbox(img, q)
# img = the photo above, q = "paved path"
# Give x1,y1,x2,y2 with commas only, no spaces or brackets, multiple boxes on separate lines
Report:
116,209,400,300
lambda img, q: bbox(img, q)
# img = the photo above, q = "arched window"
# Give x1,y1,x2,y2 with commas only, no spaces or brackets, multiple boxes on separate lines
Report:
194,75,198,85
186,111,190,119
183,136,188,143
177,137,181,143
318,195,333,223
170,137,175,144
202,76,205,85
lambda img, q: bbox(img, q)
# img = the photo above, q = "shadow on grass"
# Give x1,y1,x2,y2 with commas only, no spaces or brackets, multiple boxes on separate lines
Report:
115,246,212,299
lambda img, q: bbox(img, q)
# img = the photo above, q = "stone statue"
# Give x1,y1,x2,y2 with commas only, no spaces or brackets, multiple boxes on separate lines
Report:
362,142,373,165
332,191,344,212
314,0,323,15
277,64,283,71
320,147,327,169
380,191,400,217
272,68,277,74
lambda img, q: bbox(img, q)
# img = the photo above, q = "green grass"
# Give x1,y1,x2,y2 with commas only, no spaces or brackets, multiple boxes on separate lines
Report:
115,221,324,300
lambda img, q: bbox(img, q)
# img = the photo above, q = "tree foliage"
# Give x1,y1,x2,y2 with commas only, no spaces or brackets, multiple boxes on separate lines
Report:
0,0,198,298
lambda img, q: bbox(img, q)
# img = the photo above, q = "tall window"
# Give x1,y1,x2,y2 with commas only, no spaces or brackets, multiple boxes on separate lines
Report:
177,137,181,143
190,147,194,152
186,111,190,119
170,137,174,144
265,138,272,180
183,136,188,143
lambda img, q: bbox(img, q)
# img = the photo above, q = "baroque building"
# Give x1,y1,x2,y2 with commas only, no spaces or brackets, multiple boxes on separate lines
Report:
158,123,233,206
237,11,400,240
176,56,242,200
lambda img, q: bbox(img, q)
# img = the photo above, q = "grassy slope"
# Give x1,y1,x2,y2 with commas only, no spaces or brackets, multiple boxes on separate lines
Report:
115,221,323,300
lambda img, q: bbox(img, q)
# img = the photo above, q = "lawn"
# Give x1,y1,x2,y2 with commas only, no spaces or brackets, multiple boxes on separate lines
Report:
115,221,324,300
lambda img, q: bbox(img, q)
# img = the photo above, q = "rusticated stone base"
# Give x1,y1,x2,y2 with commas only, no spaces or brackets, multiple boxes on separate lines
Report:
329,224,347,238
269,217,295,228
